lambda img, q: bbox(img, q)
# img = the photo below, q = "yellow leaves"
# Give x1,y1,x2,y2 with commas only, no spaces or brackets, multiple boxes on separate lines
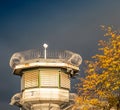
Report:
101,25,117,37
111,33,116,38
82,106,90,110
76,26,120,109
88,63,93,68
97,90,105,96
89,98,100,105
105,82,110,88
76,97,83,104
89,68,94,73
112,86,119,91
74,96,100,110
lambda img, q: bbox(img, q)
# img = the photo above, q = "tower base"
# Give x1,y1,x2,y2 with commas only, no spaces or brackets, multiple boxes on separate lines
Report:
10,93,76,110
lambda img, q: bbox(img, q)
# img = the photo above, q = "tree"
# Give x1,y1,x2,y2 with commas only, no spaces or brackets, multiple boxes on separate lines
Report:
76,26,120,110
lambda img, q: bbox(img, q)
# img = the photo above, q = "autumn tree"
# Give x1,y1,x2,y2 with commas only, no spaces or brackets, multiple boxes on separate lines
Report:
76,26,120,110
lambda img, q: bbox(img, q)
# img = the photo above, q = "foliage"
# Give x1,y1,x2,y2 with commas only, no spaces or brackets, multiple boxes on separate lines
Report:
75,26,120,110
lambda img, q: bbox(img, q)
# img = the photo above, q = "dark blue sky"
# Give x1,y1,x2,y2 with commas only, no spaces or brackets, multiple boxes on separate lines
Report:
0,0,120,109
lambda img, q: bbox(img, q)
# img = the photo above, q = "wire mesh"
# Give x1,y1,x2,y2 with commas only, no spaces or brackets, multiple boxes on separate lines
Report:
10,49,82,69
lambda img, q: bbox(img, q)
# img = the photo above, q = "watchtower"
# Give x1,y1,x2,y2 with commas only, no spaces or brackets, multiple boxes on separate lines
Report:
9,44,82,110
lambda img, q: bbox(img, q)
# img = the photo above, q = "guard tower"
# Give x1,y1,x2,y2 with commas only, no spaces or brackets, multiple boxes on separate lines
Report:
9,44,82,110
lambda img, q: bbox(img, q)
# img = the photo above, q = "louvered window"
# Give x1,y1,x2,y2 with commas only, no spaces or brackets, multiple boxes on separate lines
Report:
22,70,39,89
60,72,70,89
40,70,59,87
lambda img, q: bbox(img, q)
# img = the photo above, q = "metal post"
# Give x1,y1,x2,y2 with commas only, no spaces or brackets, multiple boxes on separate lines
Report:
43,43,48,59
45,48,46,59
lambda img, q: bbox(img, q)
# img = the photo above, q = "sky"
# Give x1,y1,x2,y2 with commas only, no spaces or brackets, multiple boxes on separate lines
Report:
0,0,120,109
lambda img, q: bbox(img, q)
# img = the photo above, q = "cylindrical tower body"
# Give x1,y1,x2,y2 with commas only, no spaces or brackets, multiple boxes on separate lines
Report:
9,49,82,110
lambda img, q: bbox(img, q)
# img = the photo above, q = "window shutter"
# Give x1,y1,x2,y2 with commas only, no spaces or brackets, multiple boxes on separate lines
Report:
40,70,59,87
60,72,70,89
22,70,39,89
